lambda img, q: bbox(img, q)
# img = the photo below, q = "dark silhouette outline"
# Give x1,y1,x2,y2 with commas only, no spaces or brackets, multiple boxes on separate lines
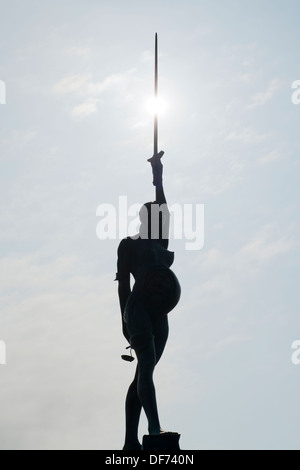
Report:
116,152,181,450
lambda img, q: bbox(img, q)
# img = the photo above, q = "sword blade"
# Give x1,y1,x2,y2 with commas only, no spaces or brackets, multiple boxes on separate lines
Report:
154,32,158,156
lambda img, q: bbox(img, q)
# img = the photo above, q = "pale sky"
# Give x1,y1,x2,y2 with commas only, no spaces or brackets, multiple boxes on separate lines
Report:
1,0,300,450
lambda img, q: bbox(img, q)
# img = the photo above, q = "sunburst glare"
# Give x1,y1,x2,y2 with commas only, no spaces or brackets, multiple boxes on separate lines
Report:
146,96,168,115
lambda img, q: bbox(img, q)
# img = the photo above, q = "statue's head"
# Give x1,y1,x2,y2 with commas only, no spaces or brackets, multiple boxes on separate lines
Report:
139,201,168,240
139,202,159,239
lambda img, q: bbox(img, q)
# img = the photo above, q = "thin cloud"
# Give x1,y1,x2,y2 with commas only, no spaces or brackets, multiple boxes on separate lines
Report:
249,78,281,109
0,254,122,449
53,74,92,94
140,50,154,63
53,68,138,119
258,149,285,165
53,69,137,97
225,126,268,145
241,225,296,262
65,46,90,57
72,99,98,118
0,128,37,150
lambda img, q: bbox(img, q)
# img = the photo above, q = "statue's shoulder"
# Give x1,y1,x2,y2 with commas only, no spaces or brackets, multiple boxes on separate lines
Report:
118,236,137,253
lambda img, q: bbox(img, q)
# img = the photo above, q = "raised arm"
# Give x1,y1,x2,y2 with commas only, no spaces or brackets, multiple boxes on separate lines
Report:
148,150,166,204
148,150,170,246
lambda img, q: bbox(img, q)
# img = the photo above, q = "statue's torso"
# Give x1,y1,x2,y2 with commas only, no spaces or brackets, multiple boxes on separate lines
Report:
129,238,174,282
125,237,180,316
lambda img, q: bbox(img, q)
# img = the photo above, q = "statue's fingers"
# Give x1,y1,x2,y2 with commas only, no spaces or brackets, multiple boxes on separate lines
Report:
147,151,164,163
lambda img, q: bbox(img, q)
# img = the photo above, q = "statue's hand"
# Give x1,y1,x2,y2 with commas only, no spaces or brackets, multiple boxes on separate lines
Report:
147,150,164,164
147,151,164,188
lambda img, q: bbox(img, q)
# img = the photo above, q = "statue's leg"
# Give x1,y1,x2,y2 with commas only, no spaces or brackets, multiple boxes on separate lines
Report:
123,298,152,449
133,314,169,435
123,366,142,450
153,314,169,365
124,299,169,440
135,336,161,435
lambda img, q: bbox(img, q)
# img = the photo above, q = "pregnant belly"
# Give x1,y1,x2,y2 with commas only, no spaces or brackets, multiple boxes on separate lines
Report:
143,266,181,315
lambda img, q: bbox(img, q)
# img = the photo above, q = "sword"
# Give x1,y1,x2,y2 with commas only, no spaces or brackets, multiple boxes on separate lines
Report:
148,33,164,163
154,32,158,156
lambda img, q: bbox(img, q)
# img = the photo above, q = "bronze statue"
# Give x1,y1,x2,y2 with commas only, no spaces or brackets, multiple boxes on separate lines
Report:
116,152,181,450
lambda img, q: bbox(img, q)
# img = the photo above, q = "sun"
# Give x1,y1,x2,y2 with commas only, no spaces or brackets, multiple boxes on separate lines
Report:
146,97,168,116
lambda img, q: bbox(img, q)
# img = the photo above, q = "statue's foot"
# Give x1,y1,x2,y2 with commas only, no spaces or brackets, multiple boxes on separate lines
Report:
149,428,179,436
123,441,142,451
150,430,179,436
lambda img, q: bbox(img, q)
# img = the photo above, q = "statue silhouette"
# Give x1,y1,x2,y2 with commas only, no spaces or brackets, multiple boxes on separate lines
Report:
116,151,181,450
